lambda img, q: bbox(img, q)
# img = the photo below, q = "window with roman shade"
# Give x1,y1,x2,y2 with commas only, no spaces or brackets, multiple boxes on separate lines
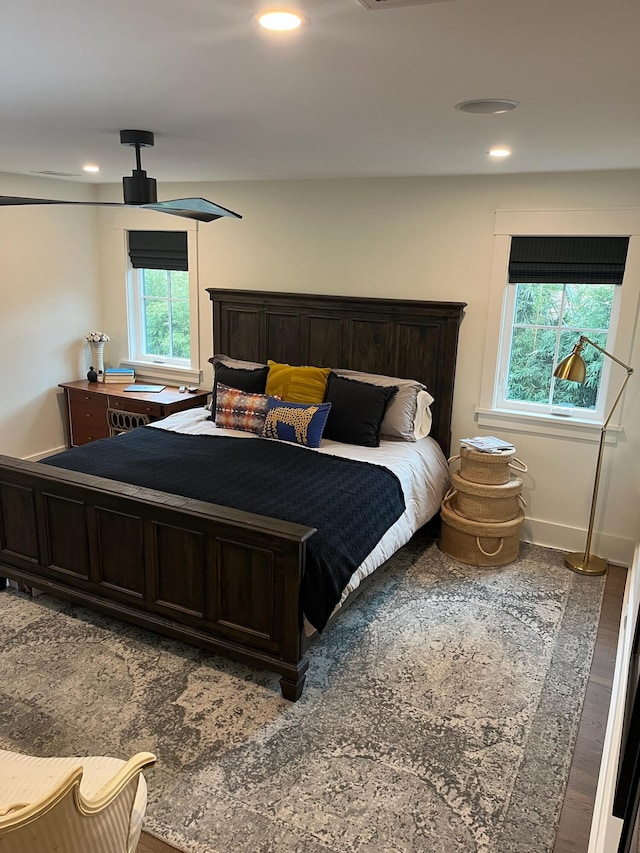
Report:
495,235,630,419
126,229,195,369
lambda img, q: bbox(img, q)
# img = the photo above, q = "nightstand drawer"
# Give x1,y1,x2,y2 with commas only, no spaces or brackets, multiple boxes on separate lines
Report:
108,397,163,418
68,388,109,408
71,423,111,446
70,402,110,446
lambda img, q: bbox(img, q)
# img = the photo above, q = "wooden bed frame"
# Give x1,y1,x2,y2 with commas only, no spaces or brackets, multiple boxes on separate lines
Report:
0,290,465,700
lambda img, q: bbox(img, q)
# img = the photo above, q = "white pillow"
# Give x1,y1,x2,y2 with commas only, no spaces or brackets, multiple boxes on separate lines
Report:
413,389,434,439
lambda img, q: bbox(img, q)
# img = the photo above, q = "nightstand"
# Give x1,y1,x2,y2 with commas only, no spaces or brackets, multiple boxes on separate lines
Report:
59,381,210,447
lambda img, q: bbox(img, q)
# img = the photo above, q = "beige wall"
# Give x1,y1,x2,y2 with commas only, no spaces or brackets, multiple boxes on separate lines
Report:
98,169,640,564
0,173,101,459
3,169,639,562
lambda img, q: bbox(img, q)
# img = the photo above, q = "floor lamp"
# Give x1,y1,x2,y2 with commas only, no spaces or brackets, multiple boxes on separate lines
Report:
553,335,634,575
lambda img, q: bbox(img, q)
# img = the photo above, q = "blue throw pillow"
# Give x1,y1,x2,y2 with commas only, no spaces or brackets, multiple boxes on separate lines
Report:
261,398,331,448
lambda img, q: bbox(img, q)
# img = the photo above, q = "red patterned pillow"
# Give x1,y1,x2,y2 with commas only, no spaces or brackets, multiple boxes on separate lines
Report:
214,383,276,434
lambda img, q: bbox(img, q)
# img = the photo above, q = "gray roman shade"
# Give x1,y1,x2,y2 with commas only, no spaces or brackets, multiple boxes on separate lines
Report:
128,231,188,271
508,236,629,284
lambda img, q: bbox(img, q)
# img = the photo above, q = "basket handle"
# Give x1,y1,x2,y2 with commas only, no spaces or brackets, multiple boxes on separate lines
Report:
509,457,528,473
518,493,528,508
442,487,457,506
476,537,504,557
447,454,460,465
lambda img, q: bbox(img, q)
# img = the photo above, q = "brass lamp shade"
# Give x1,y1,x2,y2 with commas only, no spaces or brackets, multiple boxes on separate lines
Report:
553,346,586,383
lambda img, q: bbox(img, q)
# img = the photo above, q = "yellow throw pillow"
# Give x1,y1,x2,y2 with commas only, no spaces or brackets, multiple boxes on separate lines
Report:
265,360,331,404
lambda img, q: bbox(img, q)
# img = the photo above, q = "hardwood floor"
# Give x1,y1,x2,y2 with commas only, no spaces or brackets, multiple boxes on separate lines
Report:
553,563,626,853
137,566,627,853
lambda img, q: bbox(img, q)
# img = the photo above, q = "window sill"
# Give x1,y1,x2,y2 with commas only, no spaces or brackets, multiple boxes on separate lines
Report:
475,406,623,444
120,361,203,387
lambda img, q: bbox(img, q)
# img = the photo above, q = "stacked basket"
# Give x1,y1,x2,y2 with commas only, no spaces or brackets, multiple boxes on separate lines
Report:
439,444,527,567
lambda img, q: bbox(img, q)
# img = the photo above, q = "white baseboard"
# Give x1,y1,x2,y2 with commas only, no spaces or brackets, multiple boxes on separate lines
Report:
521,517,635,568
588,542,640,852
22,446,66,462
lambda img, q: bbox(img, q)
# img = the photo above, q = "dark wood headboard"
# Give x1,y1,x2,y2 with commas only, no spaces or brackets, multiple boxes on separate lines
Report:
207,289,466,456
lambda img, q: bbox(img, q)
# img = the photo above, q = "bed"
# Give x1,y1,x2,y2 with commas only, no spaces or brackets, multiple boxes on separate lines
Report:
0,290,466,700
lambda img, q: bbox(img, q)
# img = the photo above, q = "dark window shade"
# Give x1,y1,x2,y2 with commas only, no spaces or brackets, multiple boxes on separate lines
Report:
128,231,188,271
508,236,629,284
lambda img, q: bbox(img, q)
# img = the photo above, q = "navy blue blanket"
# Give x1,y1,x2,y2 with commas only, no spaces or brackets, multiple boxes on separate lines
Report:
43,428,405,631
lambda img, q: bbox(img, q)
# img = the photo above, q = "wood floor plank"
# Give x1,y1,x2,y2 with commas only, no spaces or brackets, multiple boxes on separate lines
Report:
137,564,627,853
137,833,183,853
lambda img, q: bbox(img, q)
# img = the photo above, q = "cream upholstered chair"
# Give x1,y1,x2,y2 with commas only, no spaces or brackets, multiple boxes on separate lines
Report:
0,749,156,853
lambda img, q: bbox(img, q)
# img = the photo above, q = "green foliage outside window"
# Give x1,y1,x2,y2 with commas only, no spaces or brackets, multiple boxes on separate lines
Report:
141,269,190,359
506,283,615,410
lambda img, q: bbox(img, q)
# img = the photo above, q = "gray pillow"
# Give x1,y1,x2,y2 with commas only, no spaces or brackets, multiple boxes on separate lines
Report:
209,354,266,371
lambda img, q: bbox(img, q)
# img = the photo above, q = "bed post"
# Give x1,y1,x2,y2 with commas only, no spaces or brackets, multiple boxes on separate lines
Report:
280,663,309,702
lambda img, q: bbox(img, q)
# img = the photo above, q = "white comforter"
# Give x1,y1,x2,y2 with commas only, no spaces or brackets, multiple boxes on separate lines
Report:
148,407,450,621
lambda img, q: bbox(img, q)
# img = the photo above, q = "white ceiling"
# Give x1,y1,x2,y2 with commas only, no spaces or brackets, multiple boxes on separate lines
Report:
2,0,639,187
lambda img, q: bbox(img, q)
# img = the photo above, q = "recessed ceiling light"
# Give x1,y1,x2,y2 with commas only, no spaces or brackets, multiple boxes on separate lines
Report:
488,147,512,158
83,164,100,173
455,99,520,115
257,11,304,31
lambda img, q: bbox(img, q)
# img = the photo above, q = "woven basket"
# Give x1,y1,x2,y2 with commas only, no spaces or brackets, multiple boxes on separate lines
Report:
445,471,525,523
439,502,525,567
449,446,528,485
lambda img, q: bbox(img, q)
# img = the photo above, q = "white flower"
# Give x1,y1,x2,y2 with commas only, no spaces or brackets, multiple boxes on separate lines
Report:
84,331,110,342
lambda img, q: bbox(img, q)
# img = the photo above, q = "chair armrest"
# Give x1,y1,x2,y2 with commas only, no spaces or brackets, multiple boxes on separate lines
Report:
81,753,156,815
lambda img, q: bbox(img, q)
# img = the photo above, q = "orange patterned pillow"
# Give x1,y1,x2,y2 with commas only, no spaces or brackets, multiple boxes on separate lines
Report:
265,361,331,404
214,384,276,434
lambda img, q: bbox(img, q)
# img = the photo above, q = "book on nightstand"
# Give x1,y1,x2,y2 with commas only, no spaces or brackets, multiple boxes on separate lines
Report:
460,436,515,453
102,368,135,383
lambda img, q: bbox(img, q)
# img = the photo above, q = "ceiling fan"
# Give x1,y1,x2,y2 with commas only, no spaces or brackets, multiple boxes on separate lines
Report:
0,130,242,223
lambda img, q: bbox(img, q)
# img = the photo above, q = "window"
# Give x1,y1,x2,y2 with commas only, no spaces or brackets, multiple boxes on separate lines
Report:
497,281,619,417
126,230,200,375
494,236,628,421
134,267,190,362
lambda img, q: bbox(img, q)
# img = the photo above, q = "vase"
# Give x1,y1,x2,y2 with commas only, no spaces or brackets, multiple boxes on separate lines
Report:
89,341,105,375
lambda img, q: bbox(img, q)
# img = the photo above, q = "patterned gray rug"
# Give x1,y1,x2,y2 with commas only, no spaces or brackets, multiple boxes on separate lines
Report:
0,538,605,853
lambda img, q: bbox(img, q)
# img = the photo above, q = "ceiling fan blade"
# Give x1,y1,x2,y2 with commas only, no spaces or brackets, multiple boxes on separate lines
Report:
0,195,242,223
141,198,243,223
0,196,113,207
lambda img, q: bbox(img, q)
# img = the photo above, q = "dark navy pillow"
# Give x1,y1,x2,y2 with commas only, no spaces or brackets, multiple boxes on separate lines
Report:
261,398,331,448
210,363,270,412
323,372,398,447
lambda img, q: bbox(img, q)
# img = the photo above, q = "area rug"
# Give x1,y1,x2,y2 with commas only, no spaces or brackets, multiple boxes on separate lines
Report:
0,538,605,853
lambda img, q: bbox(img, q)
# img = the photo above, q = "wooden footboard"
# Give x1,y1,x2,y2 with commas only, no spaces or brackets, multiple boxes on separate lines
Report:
0,456,315,701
